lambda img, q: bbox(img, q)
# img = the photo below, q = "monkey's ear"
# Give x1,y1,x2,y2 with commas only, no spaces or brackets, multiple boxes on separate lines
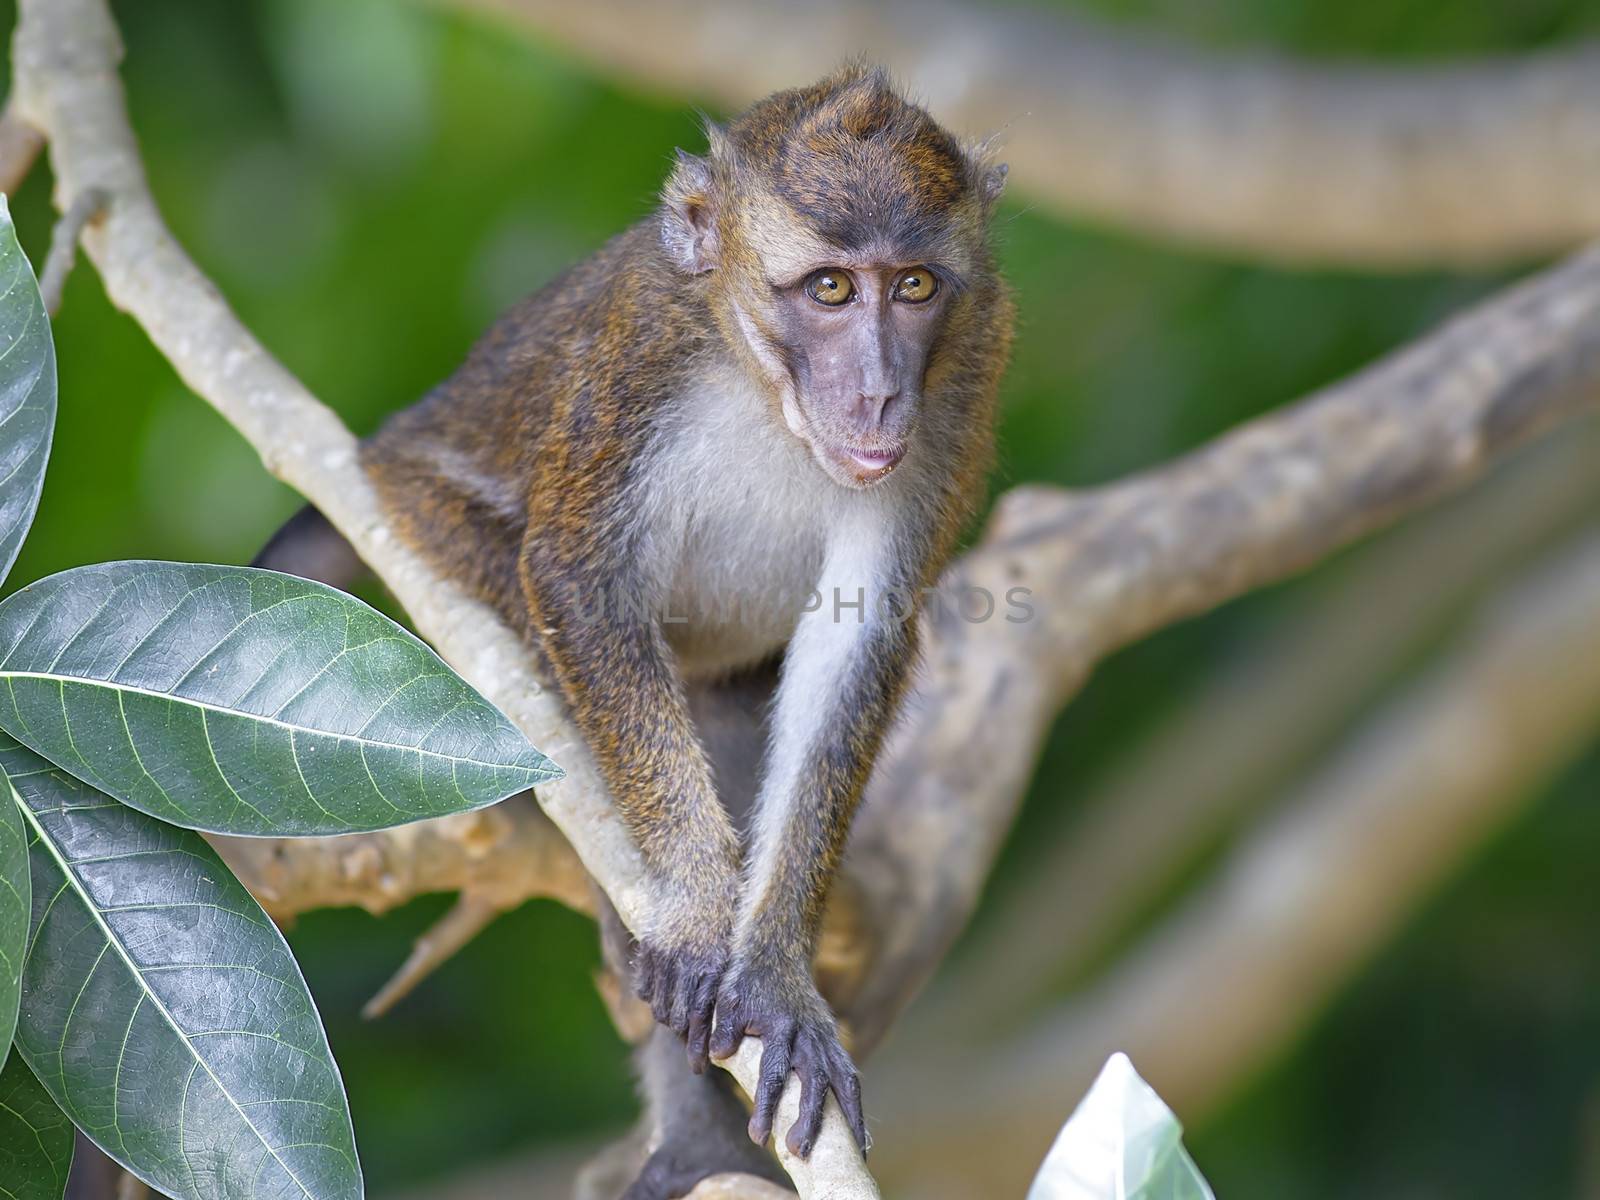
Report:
661,148,720,275
982,162,1009,208
965,134,1009,215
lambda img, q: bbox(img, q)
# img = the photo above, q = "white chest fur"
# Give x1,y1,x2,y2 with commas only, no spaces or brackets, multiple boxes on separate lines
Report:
635,365,895,679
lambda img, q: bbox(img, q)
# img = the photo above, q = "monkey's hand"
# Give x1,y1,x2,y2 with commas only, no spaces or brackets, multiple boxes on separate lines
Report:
633,881,738,1073
709,957,867,1158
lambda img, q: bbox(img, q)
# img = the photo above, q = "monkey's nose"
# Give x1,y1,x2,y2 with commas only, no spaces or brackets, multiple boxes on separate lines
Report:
854,391,899,426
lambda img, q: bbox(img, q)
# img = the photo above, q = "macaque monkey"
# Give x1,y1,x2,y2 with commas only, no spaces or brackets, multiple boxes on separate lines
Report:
258,64,1012,1198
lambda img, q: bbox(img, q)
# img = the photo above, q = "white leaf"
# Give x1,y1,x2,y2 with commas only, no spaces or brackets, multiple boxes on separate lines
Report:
1027,1052,1217,1200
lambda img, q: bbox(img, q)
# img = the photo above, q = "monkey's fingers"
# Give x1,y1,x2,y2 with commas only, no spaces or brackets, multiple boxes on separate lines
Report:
684,972,720,1073
830,1045,868,1156
632,945,675,1028
747,1027,796,1147
636,939,729,1067
785,1033,867,1158
709,999,747,1062
665,964,696,1037
788,1062,828,1159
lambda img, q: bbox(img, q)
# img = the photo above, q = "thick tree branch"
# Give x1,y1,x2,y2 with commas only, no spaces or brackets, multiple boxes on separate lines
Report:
872,527,1600,1196
921,421,1600,1035
436,0,1600,267
11,2,873,1195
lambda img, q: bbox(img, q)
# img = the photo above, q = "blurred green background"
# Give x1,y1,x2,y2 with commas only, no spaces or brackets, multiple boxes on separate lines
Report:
2,0,1598,1195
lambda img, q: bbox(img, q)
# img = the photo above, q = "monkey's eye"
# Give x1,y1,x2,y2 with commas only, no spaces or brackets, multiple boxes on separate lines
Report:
805,270,855,307
892,267,939,304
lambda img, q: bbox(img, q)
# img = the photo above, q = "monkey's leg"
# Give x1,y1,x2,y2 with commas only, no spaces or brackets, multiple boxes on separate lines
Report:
595,890,789,1200
620,1028,792,1200
685,662,778,834
251,504,368,590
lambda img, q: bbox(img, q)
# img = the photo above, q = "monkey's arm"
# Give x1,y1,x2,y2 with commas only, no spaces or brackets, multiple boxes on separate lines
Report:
710,542,918,1158
520,499,743,1062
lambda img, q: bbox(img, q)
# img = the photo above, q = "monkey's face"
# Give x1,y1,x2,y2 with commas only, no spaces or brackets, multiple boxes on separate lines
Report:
762,259,950,489
660,66,1007,489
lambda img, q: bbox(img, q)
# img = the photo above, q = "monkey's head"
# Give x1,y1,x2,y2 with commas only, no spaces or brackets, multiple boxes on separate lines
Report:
660,65,1008,490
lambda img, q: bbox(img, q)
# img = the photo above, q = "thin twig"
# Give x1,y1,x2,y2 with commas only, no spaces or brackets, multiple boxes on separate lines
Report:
38,186,106,315
208,796,595,923
363,892,504,1017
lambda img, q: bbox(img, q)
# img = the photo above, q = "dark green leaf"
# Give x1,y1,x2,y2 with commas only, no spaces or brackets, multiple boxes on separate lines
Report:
0,195,56,591
0,1052,74,1200
1,733,363,1200
0,561,560,836
0,765,26,1065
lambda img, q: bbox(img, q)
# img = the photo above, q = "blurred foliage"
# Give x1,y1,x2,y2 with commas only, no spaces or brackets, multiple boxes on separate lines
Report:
0,0,1596,1195
1024,0,1600,53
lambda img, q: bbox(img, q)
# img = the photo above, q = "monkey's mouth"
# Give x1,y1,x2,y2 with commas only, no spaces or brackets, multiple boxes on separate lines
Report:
831,441,906,481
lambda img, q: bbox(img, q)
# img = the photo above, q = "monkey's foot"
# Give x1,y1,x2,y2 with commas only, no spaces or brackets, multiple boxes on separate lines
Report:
709,965,867,1157
634,939,727,1072
619,1132,792,1200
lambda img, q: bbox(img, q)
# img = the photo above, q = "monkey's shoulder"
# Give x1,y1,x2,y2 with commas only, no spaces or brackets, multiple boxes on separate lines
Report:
374,218,713,456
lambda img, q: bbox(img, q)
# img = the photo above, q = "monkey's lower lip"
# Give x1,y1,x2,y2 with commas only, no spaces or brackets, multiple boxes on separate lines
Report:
840,445,905,473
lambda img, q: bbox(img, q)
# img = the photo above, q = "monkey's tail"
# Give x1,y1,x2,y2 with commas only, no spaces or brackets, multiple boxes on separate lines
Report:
251,504,369,592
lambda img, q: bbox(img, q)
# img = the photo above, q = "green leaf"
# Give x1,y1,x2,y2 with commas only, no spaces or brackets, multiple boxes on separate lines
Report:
0,1052,74,1200
0,194,57,591
0,561,561,836
1028,1053,1216,1200
0,764,26,1066
1,733,363,1200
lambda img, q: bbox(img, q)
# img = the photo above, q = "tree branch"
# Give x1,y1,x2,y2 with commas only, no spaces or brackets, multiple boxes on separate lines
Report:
11,2,874,1195
435,0,1600,267
919,420,1600,1036
872,526,1600,1196
209,796,595,923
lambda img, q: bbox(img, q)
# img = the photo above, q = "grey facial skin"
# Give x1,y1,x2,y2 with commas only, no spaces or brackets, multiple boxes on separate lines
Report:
774,262,949,487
